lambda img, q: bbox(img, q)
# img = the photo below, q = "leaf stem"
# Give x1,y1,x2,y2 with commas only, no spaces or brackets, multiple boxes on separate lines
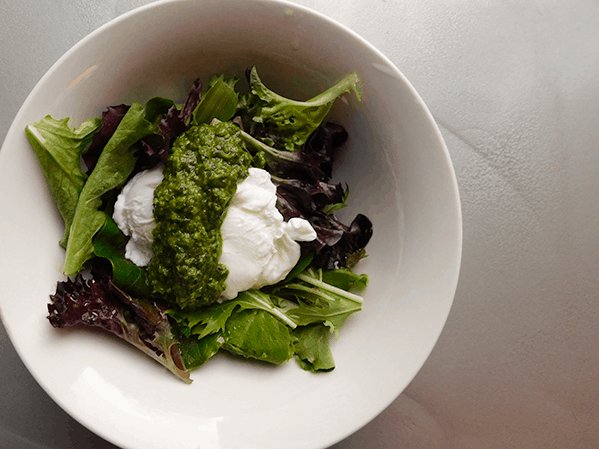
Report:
245,291,298,329
295,274,364,304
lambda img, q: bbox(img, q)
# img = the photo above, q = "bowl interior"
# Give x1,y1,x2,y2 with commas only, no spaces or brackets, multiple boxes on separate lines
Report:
0,1,461,448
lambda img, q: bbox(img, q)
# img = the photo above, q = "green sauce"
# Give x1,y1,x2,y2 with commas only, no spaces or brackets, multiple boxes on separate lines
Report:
147,121,251,310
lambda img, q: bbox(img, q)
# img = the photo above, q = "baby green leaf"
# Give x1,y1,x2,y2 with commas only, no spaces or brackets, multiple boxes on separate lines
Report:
92,214,151,298
178,332,225,370
193,77,239,125
222,309,294,365
293,324,335,372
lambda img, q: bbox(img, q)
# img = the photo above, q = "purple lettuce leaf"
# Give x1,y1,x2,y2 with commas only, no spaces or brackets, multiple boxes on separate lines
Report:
82,105,130,173
275,181,372,269
141,79,203,167
269,128,373,270
273,177,346,214
85,80,203,174
308,213,372,270
303,123,348,182
47,269,191,383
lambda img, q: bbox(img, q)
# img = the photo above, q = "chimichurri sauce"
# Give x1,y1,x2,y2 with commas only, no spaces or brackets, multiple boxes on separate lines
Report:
147,121,251,310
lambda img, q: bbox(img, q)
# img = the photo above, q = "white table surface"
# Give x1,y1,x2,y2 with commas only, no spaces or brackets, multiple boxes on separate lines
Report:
1,0,598,448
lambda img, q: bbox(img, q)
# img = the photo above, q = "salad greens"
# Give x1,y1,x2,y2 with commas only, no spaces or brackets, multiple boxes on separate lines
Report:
167,264,367,371
48,269,191,383
25,115,101,247
92,215,150,298
26,66,372,382
241,66,361,151
293,324,336,372
63,102,156,275
193,75,239,125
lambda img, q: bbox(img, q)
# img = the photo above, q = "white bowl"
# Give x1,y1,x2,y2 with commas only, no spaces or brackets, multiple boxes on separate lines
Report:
0,0,461,448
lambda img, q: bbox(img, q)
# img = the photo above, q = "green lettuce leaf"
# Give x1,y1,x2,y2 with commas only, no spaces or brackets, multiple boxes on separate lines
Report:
63,102,155,275
144,96,177,125
25,116,101,247
245,66,360,151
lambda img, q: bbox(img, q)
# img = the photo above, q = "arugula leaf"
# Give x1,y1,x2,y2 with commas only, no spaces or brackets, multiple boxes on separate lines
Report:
244,66,360,151
271,253,314,288
293,324,335,372
172,294,297,367
238,125,329,181
274,267,365,338
168,289,300,367
168,289,296,341
321,266,369,291
170,301,237,340
25,116,101,247
63,102,155,275
286,296,361,338
234,290,297,328
170,260,367,367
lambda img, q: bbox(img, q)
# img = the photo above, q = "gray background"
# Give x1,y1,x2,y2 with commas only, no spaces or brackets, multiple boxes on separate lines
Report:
1,0,598,447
